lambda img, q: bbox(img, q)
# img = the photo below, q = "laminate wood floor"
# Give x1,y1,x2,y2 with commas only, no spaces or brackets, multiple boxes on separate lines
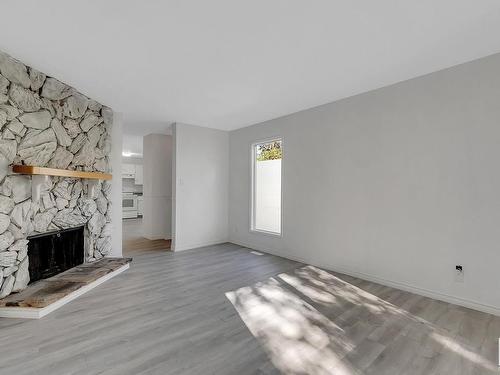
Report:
0,243,498,375
122,218,171,254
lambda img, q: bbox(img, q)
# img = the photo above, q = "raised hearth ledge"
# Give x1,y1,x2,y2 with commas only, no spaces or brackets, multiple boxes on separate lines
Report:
0,258,131,319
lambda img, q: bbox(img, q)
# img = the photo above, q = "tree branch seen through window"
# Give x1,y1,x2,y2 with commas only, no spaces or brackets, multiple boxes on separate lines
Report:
256,140,282,161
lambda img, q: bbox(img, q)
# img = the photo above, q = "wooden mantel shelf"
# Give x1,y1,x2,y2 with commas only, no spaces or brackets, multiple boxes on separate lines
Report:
13,165,112,180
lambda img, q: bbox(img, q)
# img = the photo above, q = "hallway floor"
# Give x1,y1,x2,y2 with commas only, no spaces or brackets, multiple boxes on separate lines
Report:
122,218,171,255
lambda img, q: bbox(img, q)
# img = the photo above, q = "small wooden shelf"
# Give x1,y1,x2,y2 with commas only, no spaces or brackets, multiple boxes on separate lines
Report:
12,165,112,180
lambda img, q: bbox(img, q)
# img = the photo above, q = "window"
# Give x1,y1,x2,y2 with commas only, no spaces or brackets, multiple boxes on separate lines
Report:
251,139,282,235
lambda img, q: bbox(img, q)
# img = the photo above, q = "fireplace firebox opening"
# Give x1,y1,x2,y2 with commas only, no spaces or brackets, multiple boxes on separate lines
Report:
27,226,85,283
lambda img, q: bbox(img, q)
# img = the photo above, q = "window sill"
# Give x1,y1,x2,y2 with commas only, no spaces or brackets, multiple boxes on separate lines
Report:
250,229,282,238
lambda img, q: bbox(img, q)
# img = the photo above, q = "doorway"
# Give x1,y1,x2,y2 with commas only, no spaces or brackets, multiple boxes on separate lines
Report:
121,131,172,254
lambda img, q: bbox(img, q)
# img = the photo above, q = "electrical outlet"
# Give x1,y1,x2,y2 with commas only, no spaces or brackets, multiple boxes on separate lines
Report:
455,265,464,283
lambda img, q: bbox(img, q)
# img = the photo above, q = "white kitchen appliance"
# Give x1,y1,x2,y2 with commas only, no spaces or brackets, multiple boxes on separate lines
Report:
122,193,138,218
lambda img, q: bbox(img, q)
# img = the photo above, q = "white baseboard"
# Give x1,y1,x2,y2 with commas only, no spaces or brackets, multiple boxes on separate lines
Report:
230,240,500,317
173,239,228,252
0,263,130,319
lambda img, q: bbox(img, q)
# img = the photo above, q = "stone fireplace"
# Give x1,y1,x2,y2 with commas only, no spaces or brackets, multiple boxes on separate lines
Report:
0,50,114,299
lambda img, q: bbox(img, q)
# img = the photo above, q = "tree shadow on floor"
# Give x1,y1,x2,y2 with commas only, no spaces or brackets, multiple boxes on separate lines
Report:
226,265,498,375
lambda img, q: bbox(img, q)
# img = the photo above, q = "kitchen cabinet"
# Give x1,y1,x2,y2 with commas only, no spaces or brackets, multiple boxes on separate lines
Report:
121,163,135,178
122,164,143,185
134,165,143,185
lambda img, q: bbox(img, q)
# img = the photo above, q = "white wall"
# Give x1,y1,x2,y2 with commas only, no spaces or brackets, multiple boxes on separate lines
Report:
172,123,229,251
229,53,500,315
142,134,173,240
110,112,123,257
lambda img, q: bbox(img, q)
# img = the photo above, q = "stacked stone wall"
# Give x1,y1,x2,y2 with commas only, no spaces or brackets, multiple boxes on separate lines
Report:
0,50,113,298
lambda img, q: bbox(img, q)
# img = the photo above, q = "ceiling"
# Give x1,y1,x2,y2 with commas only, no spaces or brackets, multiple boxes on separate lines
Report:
1,1,500,132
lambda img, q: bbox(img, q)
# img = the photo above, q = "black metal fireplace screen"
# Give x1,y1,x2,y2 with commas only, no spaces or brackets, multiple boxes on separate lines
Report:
27,225,85,283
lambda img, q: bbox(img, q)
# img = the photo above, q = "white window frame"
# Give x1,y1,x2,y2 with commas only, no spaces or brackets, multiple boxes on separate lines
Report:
250,137,283,237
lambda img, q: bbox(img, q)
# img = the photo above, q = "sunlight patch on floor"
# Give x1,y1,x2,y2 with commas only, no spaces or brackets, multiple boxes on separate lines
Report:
226,277,360,374
226,265,498,374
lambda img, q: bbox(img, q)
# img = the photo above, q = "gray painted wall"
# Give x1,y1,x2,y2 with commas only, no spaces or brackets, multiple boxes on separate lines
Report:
229,53,500,314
